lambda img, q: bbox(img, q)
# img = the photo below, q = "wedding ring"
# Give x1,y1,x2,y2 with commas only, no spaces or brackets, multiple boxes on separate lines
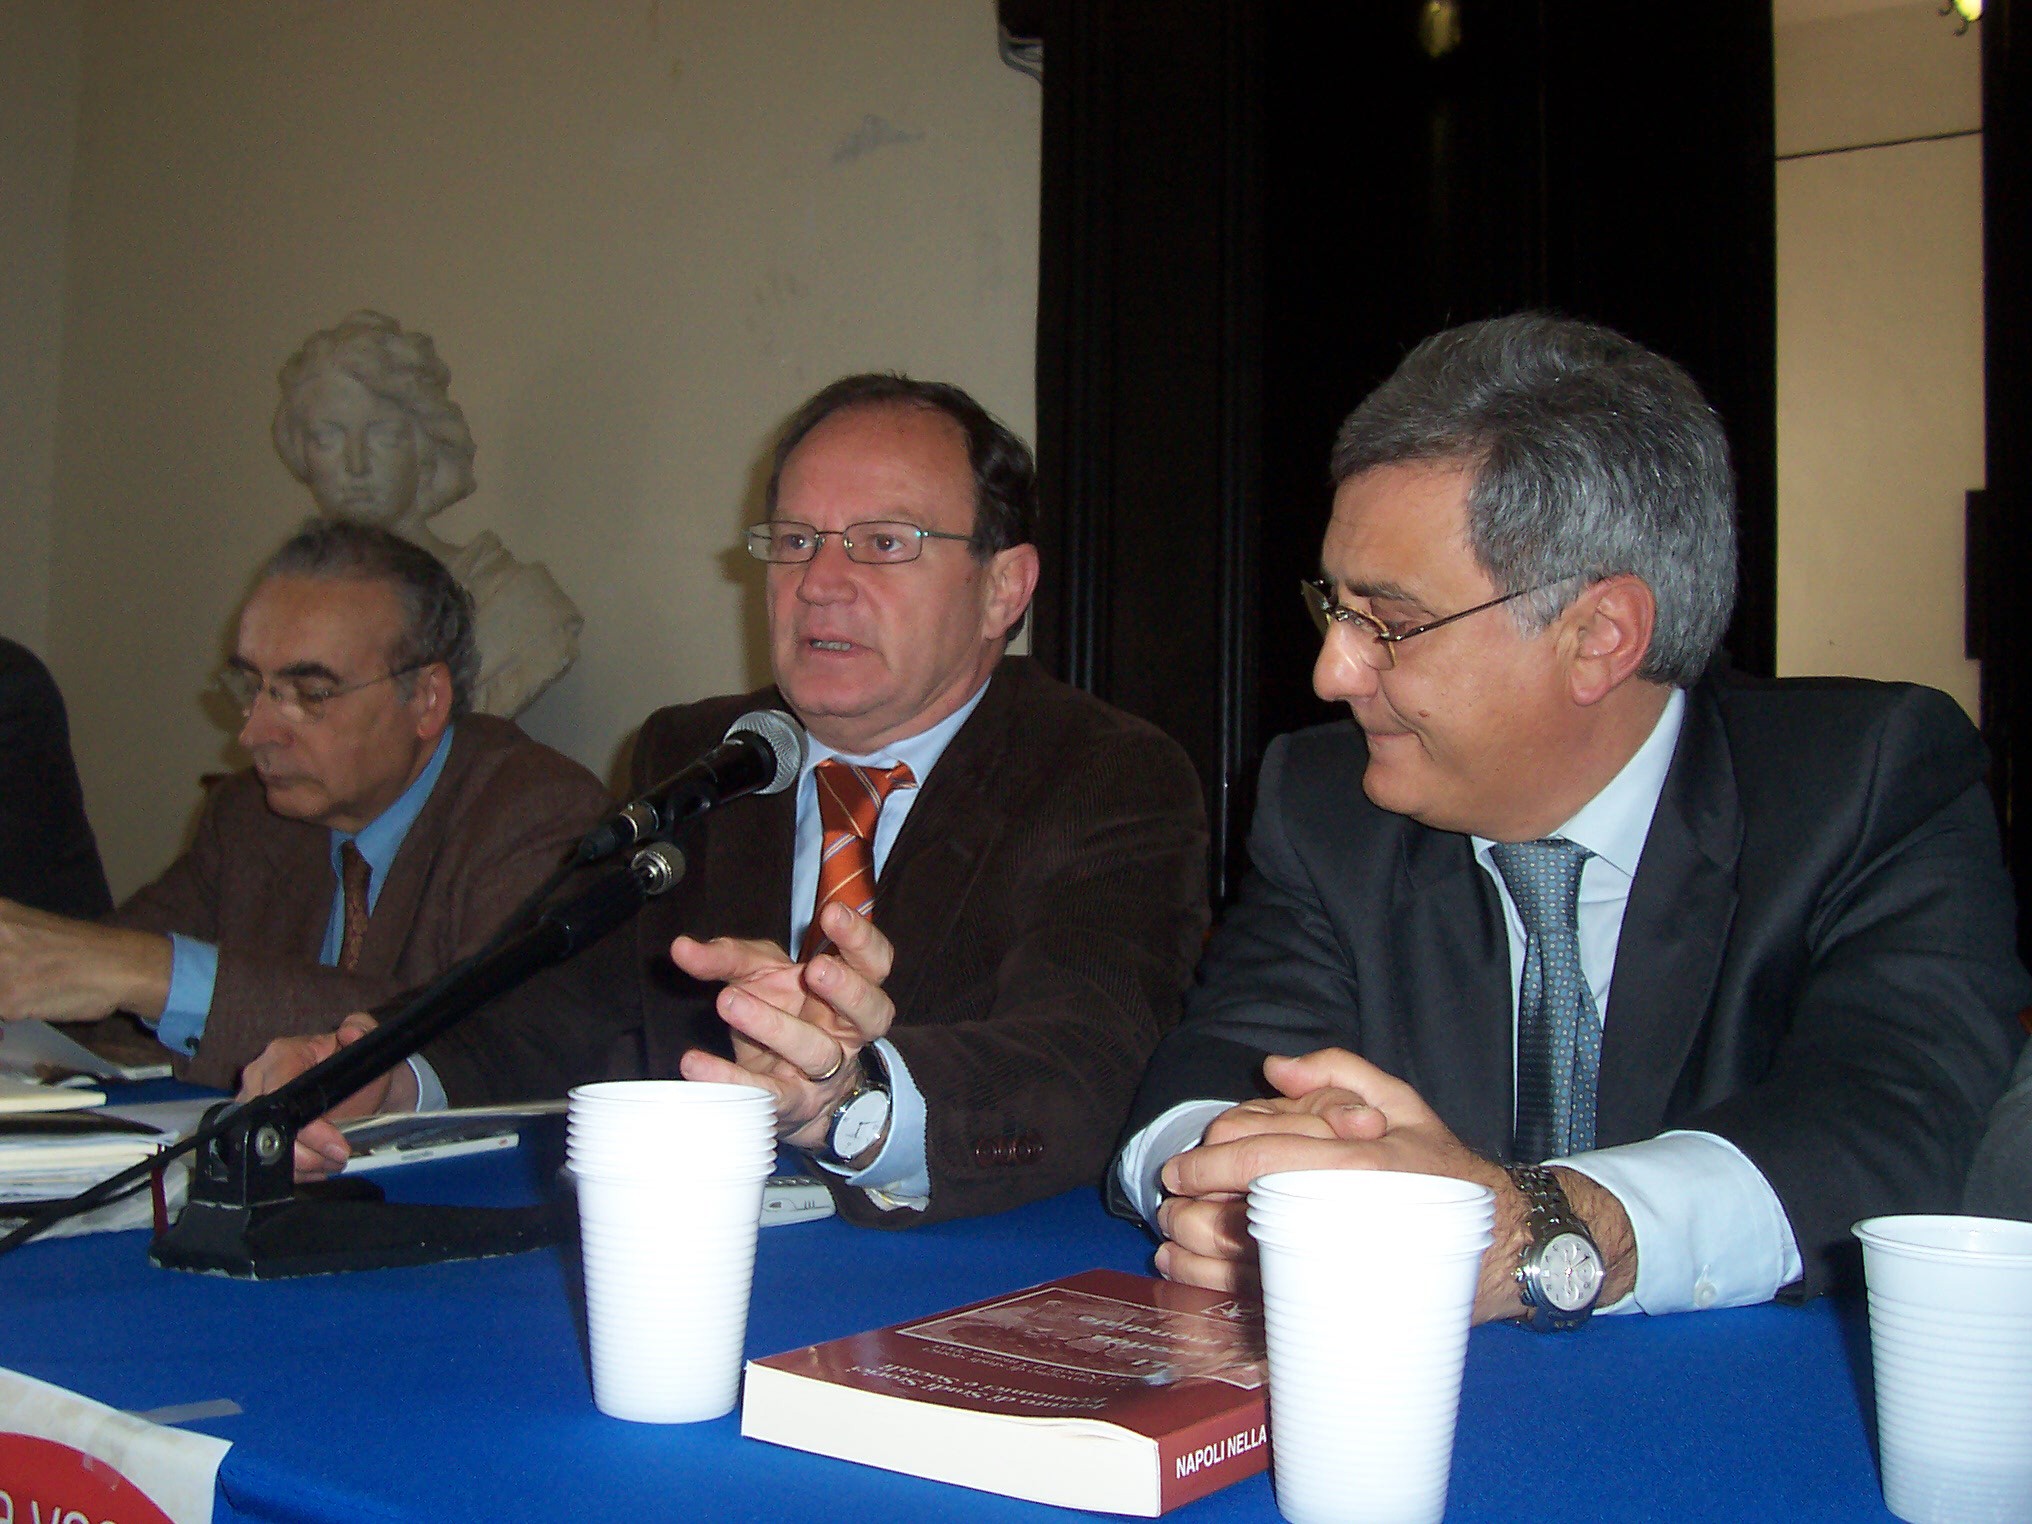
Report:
806,1048,846,1084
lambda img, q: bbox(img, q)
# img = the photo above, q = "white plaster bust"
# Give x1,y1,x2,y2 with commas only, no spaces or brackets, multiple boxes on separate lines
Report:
272,311,583,718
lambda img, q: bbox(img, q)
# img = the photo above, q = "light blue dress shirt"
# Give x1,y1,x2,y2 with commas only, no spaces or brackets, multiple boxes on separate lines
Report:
155,727,456,1057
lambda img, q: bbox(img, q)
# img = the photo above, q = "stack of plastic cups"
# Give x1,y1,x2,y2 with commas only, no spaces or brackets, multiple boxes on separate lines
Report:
1852,1215,2032,1524
566,1079,778,1423
1247,1171,1496,1524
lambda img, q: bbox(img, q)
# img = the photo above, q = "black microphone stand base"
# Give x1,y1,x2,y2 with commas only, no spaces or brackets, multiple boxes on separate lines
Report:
149,1178,574,1280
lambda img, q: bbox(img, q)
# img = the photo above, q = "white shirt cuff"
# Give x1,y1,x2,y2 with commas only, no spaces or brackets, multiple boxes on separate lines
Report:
1114,1099,1232,1228
814,1039,929,1209
407,1054,447,1113
1556,1129,1803,1314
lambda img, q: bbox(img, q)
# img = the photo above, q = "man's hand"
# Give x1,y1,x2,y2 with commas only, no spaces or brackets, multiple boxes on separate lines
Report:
0,897,172,1023
1154,1047,1634,1322
674,902,895,1150
237,1013,420,1180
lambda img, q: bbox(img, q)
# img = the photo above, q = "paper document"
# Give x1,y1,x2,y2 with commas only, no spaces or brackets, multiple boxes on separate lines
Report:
0,1075,104,1114
0,1017,172,1082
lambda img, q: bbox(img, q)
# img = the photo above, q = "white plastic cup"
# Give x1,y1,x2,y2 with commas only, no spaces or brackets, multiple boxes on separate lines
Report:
1248,1170,1494,1524
1853,1214,2032,1524
568,1081,777,1423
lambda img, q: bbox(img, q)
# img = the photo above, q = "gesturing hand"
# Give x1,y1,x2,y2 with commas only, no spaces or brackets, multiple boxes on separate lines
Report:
674,901,896,1149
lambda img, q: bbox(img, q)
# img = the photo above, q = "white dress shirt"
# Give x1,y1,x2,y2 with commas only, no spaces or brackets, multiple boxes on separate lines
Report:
1118,689,1804,1314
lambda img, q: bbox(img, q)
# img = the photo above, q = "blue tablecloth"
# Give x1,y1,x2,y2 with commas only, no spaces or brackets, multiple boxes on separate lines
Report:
0,1127,1896,1522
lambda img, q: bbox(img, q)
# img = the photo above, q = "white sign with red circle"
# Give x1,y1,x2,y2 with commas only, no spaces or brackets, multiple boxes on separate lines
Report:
0,1367,228,1524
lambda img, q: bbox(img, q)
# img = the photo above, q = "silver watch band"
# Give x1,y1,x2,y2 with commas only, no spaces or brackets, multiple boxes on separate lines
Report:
1506,1164,1603,1332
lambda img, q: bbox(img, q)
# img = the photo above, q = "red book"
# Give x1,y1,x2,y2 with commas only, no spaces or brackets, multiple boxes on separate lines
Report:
741,1269,1268,1516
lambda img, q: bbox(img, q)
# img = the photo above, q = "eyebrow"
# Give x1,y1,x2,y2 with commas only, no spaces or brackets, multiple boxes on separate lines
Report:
1324,572,1434,613
232,657,347,685
277,661,346,684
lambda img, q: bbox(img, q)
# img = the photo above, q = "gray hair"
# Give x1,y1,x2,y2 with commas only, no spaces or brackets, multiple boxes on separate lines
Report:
1330,312,1737,686
272,311,478,516
259,519,479,717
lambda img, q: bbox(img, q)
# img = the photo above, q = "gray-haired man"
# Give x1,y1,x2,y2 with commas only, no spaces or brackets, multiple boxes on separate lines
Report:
0,520,608,1087
1117,313,2030,1326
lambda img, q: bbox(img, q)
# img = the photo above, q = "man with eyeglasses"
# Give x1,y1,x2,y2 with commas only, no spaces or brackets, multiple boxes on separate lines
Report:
1114,313,2028,1325
0,520,608,1088
243,373,1209,1228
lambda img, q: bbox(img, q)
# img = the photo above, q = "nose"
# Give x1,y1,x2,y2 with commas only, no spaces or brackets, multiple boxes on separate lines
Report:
792,534,859,603
1313,628,1383,704
236,689,291,751
343,428,369,476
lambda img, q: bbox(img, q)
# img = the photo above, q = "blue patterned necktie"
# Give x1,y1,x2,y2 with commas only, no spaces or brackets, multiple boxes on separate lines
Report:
1488,837,1601,1161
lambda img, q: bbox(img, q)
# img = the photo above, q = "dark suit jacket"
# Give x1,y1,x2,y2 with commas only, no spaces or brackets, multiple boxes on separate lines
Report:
109,715,610,1089
423,657,1211,1227
0,638,111,920
1119,674,2031,1296
1964,1035,2032,1222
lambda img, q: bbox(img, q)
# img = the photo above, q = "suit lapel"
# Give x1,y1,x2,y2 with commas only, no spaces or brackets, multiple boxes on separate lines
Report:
694,785,798,946
872,666,1012,1016
1391,825,1518,1157
1597,682,1742,1146
355,727,475,973
271,823,340,962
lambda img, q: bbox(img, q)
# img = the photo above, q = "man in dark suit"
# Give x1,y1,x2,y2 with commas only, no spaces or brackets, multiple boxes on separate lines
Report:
0,521,609,1088
1116,314,2029,1323
0,637,111,921
247,375,1210,1226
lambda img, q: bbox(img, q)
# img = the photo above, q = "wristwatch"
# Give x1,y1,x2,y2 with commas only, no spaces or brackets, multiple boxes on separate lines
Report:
1506,1164,1604,1332
819,1044,892,1171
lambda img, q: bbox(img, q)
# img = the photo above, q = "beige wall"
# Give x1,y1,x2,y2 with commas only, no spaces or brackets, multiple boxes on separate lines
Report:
0,0,82,652
1775,2,1982,715
32,1,1039,897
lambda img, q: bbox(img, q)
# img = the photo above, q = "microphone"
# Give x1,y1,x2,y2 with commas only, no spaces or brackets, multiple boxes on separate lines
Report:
577,709,805,863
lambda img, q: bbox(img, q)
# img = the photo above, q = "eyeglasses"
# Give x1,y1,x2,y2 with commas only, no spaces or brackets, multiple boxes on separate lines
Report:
1300,576,1573,669
745,520,974,565
217,662,427,724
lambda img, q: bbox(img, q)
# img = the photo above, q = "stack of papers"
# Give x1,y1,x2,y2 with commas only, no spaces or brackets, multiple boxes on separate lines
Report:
0,1075,105,1115
0,1100,208,1212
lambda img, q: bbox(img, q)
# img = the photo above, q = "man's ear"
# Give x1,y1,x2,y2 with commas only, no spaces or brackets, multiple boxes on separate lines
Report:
1565,575,1656,707
981,543,1041,643
409,662,456,742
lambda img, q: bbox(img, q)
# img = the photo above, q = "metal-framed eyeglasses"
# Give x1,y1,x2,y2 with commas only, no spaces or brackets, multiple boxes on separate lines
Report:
1301,576,1571,669
745,520,975,565
216,662,428,725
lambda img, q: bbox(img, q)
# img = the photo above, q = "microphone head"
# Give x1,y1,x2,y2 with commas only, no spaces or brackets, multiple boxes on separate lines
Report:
724,709,806,795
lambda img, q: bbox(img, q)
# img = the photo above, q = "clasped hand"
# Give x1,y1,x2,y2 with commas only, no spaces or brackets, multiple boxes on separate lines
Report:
1154,1048,1509,1306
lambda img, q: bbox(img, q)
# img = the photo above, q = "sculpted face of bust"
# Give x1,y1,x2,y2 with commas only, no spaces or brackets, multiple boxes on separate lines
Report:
291,369,424,529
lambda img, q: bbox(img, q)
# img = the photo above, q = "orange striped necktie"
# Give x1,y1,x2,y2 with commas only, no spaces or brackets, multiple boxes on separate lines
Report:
337,840,373,972
802,759,915,959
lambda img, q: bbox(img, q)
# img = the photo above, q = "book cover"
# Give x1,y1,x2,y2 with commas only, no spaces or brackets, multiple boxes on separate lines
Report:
741,1268,1267,1516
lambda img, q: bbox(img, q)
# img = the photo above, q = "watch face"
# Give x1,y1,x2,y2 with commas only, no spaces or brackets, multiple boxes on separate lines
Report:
1538,1233,1604,1312
830,1090,892,1161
